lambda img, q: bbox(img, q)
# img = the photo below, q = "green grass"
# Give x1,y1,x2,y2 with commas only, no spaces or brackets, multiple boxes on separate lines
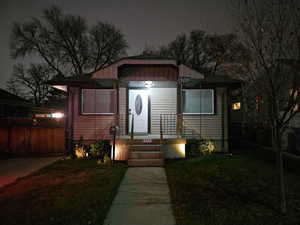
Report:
166,153,300,225
0,159,127,225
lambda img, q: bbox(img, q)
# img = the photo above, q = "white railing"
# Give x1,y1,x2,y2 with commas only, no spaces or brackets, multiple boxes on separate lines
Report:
160,114,201,141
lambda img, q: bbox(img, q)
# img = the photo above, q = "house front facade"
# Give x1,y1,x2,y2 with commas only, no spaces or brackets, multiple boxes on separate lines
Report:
50,56,240,165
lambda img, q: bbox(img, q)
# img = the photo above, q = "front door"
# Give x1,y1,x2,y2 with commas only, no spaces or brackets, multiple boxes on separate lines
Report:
128,89,149,133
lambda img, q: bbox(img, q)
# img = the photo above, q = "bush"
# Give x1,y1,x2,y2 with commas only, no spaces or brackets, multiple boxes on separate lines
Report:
74,136,86,158
200,140,215,155
75,145,86,158
186,139,201,157
186,138,215,157
90,140,111,163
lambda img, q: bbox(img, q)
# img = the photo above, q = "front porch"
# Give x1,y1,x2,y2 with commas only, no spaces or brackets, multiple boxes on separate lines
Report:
112,113,197,164
112,135,187,166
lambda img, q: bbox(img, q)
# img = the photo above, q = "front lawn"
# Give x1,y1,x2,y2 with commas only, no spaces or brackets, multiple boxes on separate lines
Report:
0,159,127,225
166,153,300,225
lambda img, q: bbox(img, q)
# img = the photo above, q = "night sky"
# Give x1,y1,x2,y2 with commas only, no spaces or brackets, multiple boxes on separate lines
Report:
0,0,234,88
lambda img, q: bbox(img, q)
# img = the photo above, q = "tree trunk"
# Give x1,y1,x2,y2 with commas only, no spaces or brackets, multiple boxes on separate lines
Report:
277,149,287,214
274,127,287,214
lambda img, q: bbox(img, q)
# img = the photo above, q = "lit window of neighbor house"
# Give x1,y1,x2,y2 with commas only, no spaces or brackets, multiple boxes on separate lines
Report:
255,95,263,112
81,89,116,114
232,102,241,110
182,89,214,114
293,104,299,112
290,88,299,99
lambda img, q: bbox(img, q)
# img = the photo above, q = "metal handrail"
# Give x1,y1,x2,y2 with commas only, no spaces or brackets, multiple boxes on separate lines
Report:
160,113,201,139
130,114,134,143
181,119,201,138
160,114,163,144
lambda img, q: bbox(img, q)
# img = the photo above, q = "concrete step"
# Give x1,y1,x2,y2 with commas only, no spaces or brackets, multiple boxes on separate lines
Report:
130,139,161,145
128,158,164,167
130,144,161,152
129,151,163,159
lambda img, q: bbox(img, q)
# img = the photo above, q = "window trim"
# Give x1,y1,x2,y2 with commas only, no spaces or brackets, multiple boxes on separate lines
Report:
81,88,117,115
182,89,215,115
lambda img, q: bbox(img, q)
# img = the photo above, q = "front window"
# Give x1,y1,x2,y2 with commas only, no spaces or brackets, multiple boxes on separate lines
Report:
182,89,214,114
81,89,116,114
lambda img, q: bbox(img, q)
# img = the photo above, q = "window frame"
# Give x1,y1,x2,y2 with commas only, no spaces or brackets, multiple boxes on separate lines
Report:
182,88,215,115
81,88,117,115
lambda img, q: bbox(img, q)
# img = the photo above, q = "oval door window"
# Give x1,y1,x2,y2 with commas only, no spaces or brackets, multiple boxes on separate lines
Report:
135,94,143,115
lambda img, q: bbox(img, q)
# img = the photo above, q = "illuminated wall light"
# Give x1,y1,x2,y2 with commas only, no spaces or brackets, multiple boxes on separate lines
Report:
51,112,64,118
144,81,153,88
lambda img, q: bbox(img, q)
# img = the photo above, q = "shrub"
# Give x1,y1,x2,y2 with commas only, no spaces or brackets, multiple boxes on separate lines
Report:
186,138,201,157
90,140,111,163
200,140,215,155
73,137,92,159
75,145,86,158
74,136,87,158
186,138,215,157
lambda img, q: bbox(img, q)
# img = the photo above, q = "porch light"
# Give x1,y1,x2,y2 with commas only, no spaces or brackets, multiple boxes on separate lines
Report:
144,81,153,88
51,112,64,119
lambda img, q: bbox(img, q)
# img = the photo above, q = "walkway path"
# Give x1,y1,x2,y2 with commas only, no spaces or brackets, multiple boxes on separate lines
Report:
104,167,176,225
0,157,60,188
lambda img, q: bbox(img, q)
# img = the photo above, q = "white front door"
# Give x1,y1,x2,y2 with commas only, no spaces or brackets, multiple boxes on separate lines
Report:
129,89,149,133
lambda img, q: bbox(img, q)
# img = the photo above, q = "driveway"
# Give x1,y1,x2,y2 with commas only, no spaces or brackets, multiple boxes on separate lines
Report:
0,157,60,188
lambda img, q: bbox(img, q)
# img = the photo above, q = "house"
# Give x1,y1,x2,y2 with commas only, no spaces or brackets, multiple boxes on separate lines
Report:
0,88,66,119
49,56,241,166
0,88,32,118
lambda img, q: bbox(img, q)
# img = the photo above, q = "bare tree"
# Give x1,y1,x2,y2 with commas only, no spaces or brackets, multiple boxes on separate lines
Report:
234,0,300,214
10,5,128,77
7,63,54,106
141,30,249,75
205,33,250,75
6,78,25,97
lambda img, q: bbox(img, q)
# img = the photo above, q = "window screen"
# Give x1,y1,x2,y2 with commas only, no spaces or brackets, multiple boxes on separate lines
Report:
82,89,116,114
182,89,214,114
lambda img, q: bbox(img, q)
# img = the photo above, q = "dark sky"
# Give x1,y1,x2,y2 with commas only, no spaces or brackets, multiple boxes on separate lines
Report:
0,0,235,88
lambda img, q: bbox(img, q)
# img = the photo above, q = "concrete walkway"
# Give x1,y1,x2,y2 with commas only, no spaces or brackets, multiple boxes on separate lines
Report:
0,157,60,188
104,167,176,225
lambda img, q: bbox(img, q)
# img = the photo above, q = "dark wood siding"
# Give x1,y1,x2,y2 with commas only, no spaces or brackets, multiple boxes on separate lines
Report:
118,65,178,81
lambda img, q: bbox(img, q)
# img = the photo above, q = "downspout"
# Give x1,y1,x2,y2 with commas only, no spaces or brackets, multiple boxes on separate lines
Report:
67,87,74,155
221,88,225,152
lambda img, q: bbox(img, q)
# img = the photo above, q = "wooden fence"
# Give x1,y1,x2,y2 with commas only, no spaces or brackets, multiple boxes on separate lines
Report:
0,118,66,157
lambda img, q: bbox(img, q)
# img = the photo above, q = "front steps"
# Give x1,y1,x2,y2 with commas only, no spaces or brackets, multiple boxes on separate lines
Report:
128,140,164,167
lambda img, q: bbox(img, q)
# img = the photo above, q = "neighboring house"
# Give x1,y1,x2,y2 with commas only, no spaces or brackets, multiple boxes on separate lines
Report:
0,89,32,117
49,56,241,165
0,88,65,119
229,86,300,152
